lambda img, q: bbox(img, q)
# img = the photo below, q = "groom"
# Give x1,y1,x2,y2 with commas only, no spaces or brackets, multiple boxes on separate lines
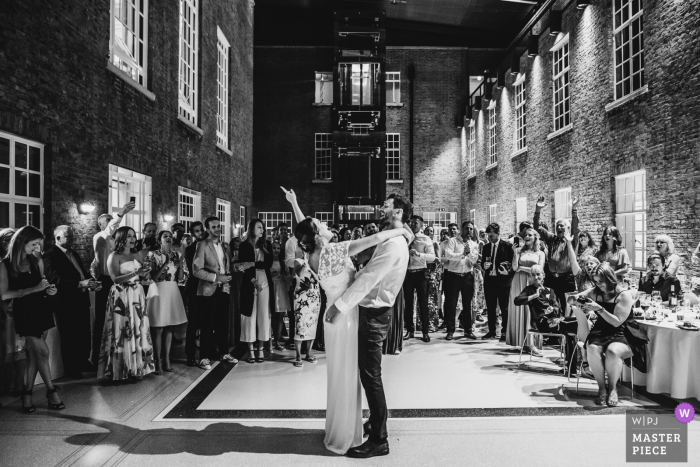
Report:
325,193,411,458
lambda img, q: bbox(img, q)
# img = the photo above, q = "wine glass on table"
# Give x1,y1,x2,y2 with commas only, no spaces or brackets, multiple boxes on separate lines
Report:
638,292,649,319
651,291,662,322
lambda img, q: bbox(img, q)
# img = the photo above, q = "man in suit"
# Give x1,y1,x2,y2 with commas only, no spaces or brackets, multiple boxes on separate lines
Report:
403,215,435,343
185,221,206,367
480,223,515,341
193,216,237,370
44,226,99,378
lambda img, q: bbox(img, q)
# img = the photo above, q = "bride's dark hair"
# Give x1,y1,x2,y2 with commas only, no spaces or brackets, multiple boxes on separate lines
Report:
295,218,322,254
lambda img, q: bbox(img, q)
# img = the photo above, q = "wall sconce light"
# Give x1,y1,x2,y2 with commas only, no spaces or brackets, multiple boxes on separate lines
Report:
163,214,174,222
550,10,563,35
511,53,520,76
78,200,95,215
576,0,590,9
497,70,505,89
474,96,482,111
528,34,539,57
484,80,493,101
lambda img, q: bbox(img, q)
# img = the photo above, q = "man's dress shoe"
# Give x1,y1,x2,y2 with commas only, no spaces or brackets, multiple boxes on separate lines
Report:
403,331,414,340
346,440,390,458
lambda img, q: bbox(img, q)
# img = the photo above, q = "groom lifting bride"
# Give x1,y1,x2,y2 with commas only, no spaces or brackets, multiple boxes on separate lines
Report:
281,187,412,458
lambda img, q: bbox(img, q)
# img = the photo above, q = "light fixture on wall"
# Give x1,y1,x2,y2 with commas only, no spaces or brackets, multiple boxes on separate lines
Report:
163,214,174,222
511,52,520,76
78,200,95,215
528,34,539,57
497,70,505,89
576,0,590,9
474,96,482,111
484,79,493,101
550,9,563,35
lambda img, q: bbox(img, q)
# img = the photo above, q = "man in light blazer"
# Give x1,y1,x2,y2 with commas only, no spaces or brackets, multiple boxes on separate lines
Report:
193,216,237,370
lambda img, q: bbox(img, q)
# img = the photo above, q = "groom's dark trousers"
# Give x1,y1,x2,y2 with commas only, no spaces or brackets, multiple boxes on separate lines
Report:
358,304,392,445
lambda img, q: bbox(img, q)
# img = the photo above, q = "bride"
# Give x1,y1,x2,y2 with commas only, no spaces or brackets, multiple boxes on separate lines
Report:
281,187,413,455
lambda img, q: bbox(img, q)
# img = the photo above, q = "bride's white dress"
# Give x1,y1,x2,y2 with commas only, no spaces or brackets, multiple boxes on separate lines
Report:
318,241,363,454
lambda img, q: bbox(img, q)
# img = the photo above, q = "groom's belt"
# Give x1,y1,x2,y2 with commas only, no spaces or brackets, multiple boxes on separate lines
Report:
445,270,473,276
407,268,427,273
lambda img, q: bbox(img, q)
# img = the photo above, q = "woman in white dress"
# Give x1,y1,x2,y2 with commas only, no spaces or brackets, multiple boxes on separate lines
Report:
282,187,413,455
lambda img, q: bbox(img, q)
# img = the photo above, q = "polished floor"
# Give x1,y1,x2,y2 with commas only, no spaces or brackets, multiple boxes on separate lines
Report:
1,330,698,467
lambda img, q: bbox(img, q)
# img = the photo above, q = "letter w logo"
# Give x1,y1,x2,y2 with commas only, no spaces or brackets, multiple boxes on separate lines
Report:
679,408,691,418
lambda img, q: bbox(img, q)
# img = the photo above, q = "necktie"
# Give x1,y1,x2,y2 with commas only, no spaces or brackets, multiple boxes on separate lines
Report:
492,242,498,273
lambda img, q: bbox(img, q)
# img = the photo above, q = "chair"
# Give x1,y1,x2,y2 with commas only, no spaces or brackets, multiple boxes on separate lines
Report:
517,329,566,371
572,351,634,399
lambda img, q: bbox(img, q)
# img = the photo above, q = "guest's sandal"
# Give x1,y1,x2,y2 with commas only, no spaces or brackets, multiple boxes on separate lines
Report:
594,391,608,406
293,360,303,368
607,391,619,407
246,352,256,364
46,387,65,411
256,350,265,363
22,390,36,414
304,355,317,363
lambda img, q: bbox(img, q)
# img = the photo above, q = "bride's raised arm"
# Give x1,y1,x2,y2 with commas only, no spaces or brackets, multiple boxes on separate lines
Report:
347,224,414,258
281,186,305,223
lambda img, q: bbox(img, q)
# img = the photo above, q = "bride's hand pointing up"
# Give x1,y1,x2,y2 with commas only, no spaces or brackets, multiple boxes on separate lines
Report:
280,186,297,204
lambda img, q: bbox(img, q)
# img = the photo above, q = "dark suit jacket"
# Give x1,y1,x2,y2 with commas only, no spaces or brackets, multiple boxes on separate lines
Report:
480,240,515,288
185,241,200,297
236,240,275,317
43,246,91,312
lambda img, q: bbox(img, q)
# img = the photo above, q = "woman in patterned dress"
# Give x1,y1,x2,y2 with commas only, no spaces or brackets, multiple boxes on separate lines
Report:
292,240,321,366
462,221,486,328
98,227,155,381
416,225,441,332
146,231,187,374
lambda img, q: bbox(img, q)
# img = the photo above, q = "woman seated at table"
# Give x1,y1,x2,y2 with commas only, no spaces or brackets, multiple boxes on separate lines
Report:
638,253,681,302
654,235,681,277
514,265,578,373
567,263,648,407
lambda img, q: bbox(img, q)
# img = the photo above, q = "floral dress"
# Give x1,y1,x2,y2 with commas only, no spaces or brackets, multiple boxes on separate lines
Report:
145,250,187,328
293,254,321,341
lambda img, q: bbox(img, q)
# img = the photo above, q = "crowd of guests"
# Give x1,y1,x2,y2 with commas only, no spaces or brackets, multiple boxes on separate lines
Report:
0,194,694,412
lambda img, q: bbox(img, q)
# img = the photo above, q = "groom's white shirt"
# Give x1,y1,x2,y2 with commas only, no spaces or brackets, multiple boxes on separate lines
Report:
335,236,409,314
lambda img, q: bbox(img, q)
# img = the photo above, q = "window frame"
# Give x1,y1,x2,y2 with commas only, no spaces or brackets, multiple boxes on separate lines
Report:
551,35,571,133
554,187,572,222
216,198,231,243
0,132,44,230
239,206,246,236
488,204,497,225
109,0,149,89
386,133,401,180
216,26,230,149
422,211,457,243
615,169,647,270
314,133,332,180
259,212,293,236
314,71,333,105
108,164,152,232
514,74,527,153
314,212,334,227
386,71,401,105
515,197,527,232
469,209,476,226
178,186,201,234
178,0,199,126
488,105,497,167
468,124,476,177
613,0,645,101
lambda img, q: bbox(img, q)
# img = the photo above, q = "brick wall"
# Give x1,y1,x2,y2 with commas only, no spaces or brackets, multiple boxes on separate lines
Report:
462,0,700,275
0,0,254,265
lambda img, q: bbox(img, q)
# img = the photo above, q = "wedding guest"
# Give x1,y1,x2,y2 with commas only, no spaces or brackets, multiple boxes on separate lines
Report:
424,225,443,331
181,233,193,249
276,222,289,244
339,227,352,242
480,223,514,340
576,255,600,292
534,195,580,313
437,227,452,329
291,221,321,366
654,235,681,277
43,226,96,379
507,228,546,355
576,231,597,261
90,201,134,367
284,232,300,349
443,221,479,340
134,222,157,252
351,226,364,241
171,223,187,255
184,221,206,367
98,226,154,381
568,263,647,406
0,228,27,398
0,227,62,412
403,215,435,343
193,217,237,370
463,220,486,325
146,231,187,374
596,226,631,280
271,241,290,351
330,229,340,243
638,253,681,302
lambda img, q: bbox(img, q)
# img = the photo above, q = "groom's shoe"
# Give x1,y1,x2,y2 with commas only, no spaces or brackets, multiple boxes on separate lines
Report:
445,333,454,341
403,331,414,340
363,420,371,437
422,334,431,343
346,440,390,459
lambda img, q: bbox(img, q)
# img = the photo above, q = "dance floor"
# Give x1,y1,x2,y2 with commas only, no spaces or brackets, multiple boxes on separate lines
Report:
156,333,659,421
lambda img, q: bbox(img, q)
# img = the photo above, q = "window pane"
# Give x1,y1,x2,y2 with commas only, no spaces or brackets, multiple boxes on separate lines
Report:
0,201,8,227
29,146,41,171
15,142,27,169
15,171,27,196
29,173,41,198
15,203,27,226
0,167,8,194
28,204,41,228
0,137,9,165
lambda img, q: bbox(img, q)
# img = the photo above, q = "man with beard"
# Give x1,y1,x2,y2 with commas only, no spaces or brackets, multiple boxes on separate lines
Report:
134,222,157,252
402,215,435,343
185,221,207,367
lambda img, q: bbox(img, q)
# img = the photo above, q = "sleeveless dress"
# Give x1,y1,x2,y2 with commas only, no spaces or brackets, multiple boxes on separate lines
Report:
319,241,363,455
506,251,541,348
3,258,54,338
98,259,155,380
145,250,187,327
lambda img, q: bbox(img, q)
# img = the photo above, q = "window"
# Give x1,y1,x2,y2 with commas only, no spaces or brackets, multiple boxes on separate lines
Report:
178,186,201,233
514,75,527,151
178,0,199,126
551,36,571,132
469,209,476,226
554,187,572,221
0,132,43,229
515,197,527,231
338,63,379,106
109,165,152,231
259,212,292,235
489,204,497,224
315,212,334,227
488,106,497,166
216,27,230,149
346,212,373,221
315,72,333,104
386,72,401,104
422,211,457,242
615,170,646,269
109,0,149,87
315,133,332,180
386,133,400,180
613,0,645,100
468,125,476,177
217,198,231,243
239,206,246,235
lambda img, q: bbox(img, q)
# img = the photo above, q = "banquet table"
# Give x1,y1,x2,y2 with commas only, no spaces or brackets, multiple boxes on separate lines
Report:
636,320,700,400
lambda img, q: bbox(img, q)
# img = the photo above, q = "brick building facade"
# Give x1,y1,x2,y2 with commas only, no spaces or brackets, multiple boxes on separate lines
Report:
0,0,254,264
463,0,700,275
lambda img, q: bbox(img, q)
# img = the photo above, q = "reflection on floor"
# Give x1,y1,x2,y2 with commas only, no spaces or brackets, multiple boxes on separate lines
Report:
1,332,697,466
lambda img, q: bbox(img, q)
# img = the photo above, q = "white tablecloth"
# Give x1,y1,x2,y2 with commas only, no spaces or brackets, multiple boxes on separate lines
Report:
638,321,700,400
